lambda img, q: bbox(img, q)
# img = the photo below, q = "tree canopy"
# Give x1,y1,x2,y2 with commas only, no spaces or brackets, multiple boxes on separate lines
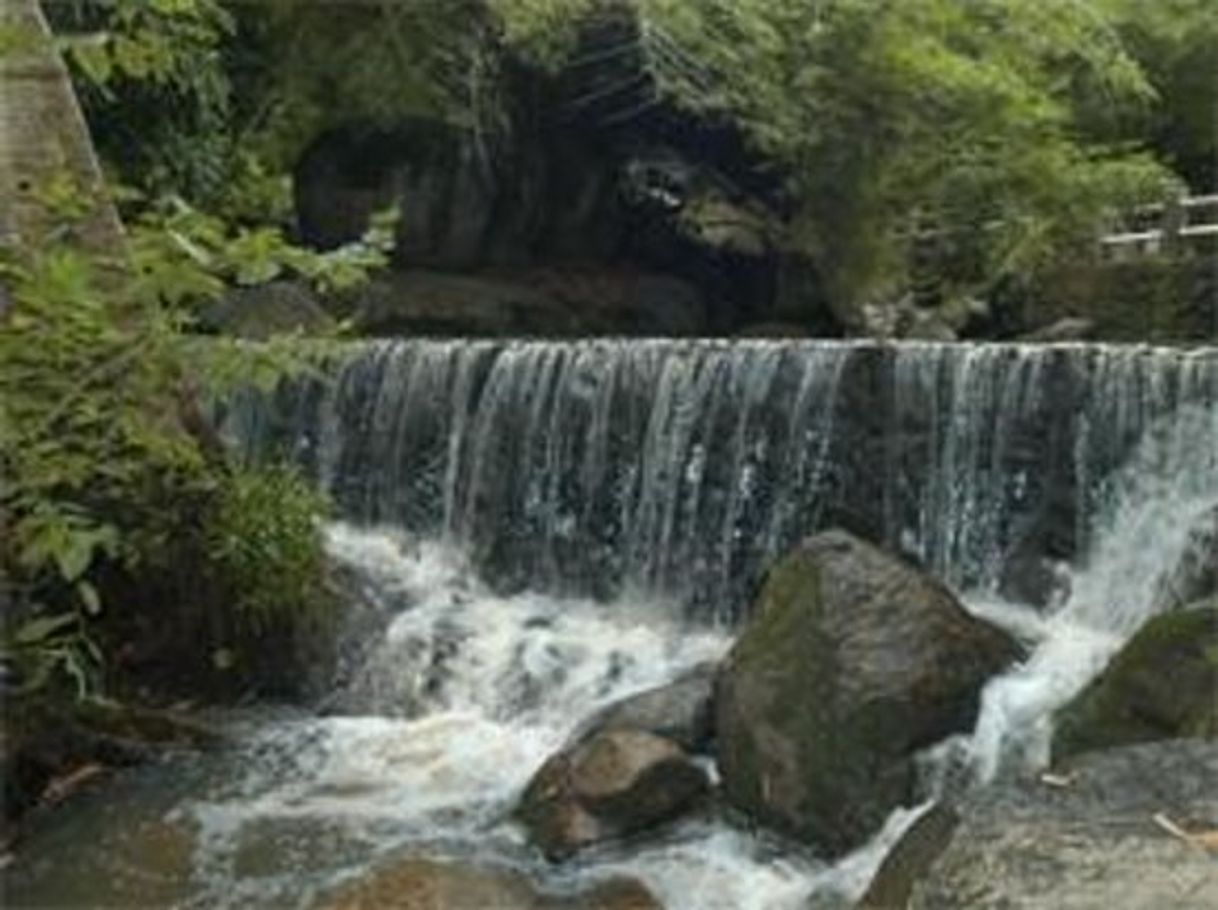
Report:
27,1,1207,309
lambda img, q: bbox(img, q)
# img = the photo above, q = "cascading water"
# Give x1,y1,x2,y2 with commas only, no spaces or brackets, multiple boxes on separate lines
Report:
231,339,1216,612
8,340,1216,909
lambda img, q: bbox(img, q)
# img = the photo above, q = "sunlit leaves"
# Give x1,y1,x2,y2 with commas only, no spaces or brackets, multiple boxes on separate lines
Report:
204,463,332,639
602,0,1181,304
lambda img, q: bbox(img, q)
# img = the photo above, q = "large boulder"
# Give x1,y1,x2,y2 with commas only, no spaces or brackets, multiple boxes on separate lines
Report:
316,857,662,910
1053,602,1218,760
716,530,1021,856
294,120,628,268
516,728,709,859
907,740,1218,909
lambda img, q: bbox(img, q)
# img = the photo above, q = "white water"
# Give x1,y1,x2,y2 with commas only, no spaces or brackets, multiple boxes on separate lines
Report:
159,524,827,910
965,403,1218,784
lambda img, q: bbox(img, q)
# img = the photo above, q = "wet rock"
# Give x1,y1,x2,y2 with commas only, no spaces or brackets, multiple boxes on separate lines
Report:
856,803,960,909
517,728,709,859
1053,602,1218,760
1,695,221,833
316,857,663,909
997,549,1071,610
908,740,1218,909
716,529,1021,856
571,663,717,753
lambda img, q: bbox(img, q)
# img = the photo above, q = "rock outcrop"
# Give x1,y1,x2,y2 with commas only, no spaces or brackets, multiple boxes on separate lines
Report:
716,529,1021,856
1053,601,1218,760
907,740,1218,909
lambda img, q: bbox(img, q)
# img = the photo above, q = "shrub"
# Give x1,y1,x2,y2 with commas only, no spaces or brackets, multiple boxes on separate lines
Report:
204,463,332,641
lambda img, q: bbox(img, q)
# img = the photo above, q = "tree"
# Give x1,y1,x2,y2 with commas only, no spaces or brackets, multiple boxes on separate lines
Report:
1,0,393,703
1099,0,1218,190
501,0,1181,316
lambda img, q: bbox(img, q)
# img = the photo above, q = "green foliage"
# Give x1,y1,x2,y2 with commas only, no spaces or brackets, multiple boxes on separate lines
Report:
1098,0,1218,189
37,0,1207,316
0,164,377,698
0,612,102,698
129,194,398,306
615,0,1181,306
490,0,594,67
47,0,237,202
204,464,331,639
235,0,498,168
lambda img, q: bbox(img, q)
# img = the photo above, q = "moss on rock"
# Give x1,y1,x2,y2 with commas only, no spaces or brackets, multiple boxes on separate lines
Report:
1053,601,1218,760
715,530,1020,856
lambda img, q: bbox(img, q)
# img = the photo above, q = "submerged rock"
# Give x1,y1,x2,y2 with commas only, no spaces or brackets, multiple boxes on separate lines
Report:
517,728,709,859
1053,601,1218,760
316,857,662,909
716,529,1020,856
907,740,1218,909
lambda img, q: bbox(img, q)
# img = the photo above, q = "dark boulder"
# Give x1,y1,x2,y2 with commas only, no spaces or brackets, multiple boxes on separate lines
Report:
1053,601,1218,760
716,529,1021,856
908,740,1218,909
516,728,709,859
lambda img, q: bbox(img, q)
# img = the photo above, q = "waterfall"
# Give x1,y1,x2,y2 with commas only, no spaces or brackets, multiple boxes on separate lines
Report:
228,339,1218,620
967,399,1218,782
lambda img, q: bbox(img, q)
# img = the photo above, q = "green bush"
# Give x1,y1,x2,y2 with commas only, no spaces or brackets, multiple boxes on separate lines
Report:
205,463,332,641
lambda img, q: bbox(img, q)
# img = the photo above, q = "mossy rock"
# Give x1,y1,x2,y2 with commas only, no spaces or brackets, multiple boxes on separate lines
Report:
1053,602,1218,760
715,530,1020,857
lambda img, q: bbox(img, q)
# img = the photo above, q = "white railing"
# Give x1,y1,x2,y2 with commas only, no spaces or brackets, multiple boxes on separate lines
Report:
1101,194,1218,258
